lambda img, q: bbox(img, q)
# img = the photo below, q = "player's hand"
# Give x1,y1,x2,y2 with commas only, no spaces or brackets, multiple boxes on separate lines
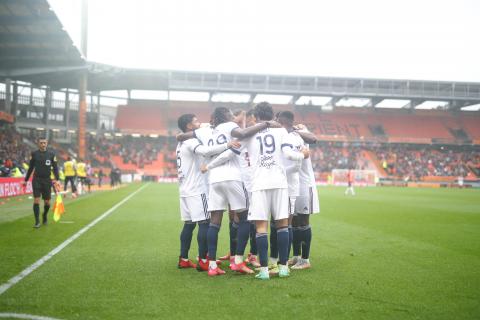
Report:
22,181,27,188
227,140,241,149
301,147,310,159
200,164,208,174
266,120,282,128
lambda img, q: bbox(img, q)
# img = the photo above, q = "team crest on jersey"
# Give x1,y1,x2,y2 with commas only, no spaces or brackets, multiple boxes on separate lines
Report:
45,160,51,166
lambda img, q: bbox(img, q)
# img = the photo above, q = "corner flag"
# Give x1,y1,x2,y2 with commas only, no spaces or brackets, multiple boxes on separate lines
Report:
53,193,65,222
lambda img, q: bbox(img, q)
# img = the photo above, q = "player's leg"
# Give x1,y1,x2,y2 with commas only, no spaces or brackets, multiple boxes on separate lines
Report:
206,182,227,275
177,197,197,269
249,190,270,279
222,209,236,262
41,180,52,225
32,179,42,228
195,193,211,271
229,182,253,274
254,220,269,280
247,222,260,267
207,211,225,275
272,188,291,278
291,214,312,270
269,219,278,266
178,221,197,268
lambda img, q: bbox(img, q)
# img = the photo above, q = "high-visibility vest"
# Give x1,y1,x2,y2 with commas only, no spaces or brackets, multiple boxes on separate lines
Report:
64,161,76,177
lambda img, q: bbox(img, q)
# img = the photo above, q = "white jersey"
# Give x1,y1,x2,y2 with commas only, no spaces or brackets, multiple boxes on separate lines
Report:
244,127,304,192
176,138,229,197
208,121,243,184
176,139,207,197
282,131,303,197
194,125,213,146
239,149,253,192
193,125,214,186
297,130,317,195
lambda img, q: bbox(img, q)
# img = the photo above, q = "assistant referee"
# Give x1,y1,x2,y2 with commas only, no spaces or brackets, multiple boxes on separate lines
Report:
23,137,60,228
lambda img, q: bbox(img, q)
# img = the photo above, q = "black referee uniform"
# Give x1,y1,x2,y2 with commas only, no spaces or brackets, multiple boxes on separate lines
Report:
25,149,59,226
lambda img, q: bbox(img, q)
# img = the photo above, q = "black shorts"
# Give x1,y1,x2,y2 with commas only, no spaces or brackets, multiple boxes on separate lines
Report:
33,178,52,200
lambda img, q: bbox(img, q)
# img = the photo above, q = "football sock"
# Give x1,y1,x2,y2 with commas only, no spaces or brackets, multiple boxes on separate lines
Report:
270,221,278,259
234,255,244,264
235,211,250,256
43,204,50,222
249,222,257,255
301,225,312,259
292,226,301,256
207,223,221,261
288,225,293,258
256,233,268,267
33,204,40,224
229,222,238,256
180,223,196,259
197,222,209,259
277,227,290,266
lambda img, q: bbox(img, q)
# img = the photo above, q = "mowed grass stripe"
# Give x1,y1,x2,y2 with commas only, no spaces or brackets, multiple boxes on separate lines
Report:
0,184,145,284
0,184,479,320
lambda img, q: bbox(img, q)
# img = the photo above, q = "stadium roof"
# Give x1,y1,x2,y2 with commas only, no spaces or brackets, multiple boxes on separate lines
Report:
0,0,85,71
0,0,479,111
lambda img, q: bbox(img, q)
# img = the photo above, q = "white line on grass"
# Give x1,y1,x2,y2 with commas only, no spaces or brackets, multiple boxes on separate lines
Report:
0,313,63,320
0,183,149,296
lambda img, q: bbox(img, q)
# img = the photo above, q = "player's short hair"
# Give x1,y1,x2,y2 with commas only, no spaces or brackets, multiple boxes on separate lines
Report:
278,110,294,122
37,137,48,143
177,114,196,133
246,109,255,117
254,102,274,121
212,107,232,127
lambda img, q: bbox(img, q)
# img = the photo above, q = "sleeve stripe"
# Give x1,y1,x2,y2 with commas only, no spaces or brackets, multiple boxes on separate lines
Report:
281,143,294,149
193,144,202,154
229,147,241,155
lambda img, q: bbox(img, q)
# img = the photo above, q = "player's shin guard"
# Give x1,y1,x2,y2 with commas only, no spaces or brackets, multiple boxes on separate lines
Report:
197,221,209,260
249,222,257,255
207,223,221,261
180,222,196,259
277,227,289,265
33,204,40,224
235,212,250,257
256,233,268,267
292,226,301,257
229,222,238,256
269,221,278,259
301,225,312,259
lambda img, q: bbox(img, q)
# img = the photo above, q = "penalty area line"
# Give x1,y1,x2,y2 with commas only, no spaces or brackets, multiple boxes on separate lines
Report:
0,183,150,297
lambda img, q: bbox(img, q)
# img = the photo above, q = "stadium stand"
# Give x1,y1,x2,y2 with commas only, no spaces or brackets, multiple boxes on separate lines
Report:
113,101,480,181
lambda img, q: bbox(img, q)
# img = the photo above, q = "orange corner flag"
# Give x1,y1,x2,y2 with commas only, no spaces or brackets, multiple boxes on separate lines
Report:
53,193,65,222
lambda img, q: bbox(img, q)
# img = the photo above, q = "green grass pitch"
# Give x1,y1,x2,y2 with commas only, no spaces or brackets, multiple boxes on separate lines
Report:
0,183,479,319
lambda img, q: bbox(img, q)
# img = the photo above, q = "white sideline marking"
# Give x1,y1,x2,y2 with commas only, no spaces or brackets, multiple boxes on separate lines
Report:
0,184,149,296
0,313,63,320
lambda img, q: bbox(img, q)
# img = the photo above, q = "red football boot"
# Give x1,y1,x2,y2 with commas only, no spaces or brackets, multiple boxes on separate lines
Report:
208,266,226,277
178,257,197,269
196,259,209,272
231,261,254,274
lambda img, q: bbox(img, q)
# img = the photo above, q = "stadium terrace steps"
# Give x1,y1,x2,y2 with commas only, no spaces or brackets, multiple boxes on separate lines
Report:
115,103,480,143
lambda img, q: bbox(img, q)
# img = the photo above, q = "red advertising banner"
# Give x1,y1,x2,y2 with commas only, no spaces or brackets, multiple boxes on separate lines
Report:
0,177,32,198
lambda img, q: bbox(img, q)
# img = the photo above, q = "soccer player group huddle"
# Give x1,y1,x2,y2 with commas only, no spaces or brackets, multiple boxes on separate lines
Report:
175,102,319,280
